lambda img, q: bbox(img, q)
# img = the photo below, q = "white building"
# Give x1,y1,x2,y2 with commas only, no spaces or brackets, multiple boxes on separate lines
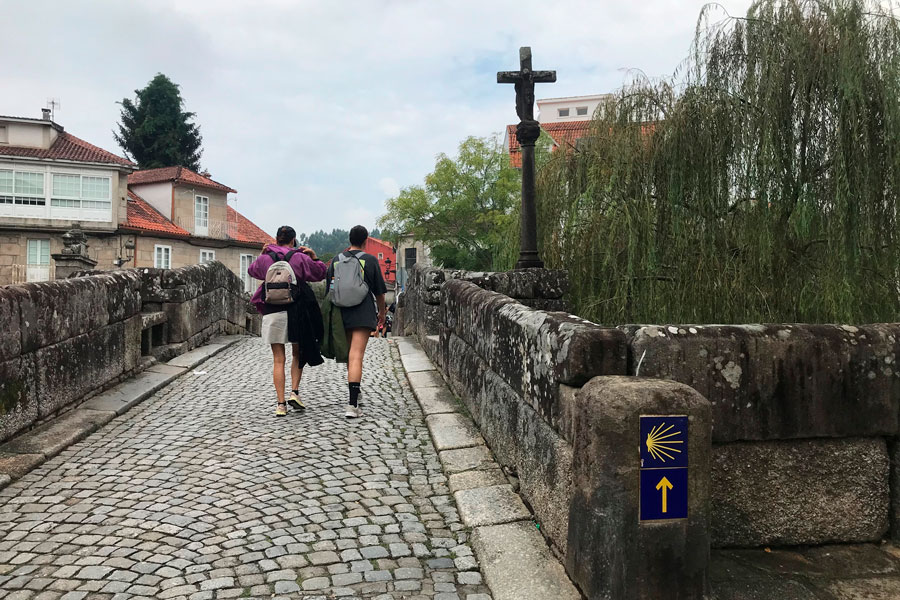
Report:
536,94,611,124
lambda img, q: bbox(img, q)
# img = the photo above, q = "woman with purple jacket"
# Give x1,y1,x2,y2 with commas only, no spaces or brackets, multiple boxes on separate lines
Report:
248,226,327,416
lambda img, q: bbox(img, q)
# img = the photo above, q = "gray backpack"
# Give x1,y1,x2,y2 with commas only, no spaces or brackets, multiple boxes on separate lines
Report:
263,250,299,305
331,252,370,307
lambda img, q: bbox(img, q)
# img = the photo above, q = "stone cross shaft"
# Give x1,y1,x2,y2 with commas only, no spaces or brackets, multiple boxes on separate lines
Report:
498,47,556,269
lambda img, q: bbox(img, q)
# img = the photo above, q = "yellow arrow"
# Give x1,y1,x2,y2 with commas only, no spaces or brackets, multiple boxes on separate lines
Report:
656,477,673,513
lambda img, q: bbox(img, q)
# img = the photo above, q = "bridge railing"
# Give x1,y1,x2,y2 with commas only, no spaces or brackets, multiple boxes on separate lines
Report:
0,261,259,446
398,262,900,599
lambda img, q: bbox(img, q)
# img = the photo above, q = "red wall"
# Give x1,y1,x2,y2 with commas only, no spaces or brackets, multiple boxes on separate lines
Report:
363,237,396,284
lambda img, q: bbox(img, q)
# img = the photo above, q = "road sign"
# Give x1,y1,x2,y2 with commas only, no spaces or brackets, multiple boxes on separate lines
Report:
639,415,688,521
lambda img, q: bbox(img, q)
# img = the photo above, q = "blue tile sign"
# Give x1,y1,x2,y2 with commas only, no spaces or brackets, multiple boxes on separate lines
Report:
640,415,688,521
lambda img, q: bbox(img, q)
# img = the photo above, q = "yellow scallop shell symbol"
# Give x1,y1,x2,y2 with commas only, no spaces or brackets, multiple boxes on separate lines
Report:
646,422,684,462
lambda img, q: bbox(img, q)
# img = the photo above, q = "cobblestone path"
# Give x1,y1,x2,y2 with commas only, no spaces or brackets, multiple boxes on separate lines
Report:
0,338,493,600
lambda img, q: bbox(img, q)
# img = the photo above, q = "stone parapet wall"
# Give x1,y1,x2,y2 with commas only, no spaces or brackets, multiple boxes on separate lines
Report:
401,265,900,595
0,261,258,444
395,264,570,342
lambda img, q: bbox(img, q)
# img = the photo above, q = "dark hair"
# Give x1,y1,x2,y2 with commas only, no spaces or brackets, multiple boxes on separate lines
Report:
276,225,296,246
349,225,368,247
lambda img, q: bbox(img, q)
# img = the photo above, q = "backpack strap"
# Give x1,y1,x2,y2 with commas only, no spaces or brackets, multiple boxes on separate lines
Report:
284,249,300,262
266,250,284,262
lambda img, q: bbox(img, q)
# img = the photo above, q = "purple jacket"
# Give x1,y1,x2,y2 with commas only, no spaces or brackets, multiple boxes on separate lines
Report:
248,245,328,315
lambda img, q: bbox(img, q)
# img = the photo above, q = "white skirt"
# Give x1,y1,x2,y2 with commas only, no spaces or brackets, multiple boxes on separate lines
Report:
261,311,290,345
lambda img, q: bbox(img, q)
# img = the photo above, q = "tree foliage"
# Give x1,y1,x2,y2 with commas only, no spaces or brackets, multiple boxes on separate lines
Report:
506,0,900,324
379,135,521,270
115,74,203,171
298,228,383,257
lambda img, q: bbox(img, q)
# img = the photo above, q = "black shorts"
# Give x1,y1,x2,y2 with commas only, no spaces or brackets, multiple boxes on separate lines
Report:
340,295,377,331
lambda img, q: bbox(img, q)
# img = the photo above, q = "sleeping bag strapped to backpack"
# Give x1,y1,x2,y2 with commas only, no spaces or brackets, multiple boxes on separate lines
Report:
263,249,300,305
331,252,370,307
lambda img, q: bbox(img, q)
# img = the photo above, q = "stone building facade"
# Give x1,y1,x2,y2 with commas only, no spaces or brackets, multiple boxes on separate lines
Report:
125,167,274,293
0,112,273,290
0,112,132,283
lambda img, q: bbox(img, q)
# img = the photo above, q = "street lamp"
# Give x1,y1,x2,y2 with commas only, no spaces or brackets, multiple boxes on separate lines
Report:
114,238,135,268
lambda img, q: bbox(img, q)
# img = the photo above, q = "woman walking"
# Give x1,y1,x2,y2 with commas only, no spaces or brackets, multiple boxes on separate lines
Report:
325,225,388,419
248,226,327,416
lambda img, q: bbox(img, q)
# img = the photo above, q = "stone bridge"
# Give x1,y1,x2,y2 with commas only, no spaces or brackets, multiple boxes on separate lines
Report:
1,262,900,599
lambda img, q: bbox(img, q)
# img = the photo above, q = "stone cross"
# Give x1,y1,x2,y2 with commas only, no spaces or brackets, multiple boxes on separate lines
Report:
498,47,556,269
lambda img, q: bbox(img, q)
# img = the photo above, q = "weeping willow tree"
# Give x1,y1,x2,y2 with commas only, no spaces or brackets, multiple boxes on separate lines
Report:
513,0,900,324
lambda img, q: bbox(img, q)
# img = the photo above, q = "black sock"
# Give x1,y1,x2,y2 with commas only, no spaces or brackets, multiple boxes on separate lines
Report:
349,382,361,407
291,389,299,395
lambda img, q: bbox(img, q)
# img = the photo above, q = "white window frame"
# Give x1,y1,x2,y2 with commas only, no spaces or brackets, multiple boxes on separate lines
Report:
0,166,113,222
240,253,254,293
558,108,570,117
195,195,209,236
154,244,172,269
0,125,7,144
199,250,215,264
26,239,50,282
378,252,384,260
0,169,46,219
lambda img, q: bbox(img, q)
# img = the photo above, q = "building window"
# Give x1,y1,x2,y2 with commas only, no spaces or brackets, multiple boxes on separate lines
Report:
200,250,215,264
50,173,111,212
195,195,209,235
0,169,111,221
0,170,45,205
378,252,384,260
558,108,570,117
240,254,254,293
154,245,171,269
576,106,588,116
26,239,50,282
0,126,7,144
405,247,417,268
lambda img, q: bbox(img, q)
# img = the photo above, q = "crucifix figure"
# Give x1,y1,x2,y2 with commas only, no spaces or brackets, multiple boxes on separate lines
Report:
498,47,556,269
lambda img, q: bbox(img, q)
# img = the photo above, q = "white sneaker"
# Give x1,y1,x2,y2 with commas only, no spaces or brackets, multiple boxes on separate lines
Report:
344,405,360,419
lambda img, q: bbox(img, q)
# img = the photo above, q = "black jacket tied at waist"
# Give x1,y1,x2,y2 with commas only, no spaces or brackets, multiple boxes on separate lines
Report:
285,281,325,367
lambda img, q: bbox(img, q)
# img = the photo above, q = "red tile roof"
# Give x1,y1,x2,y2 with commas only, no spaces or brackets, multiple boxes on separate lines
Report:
123,191,190,236
128,166,236,194
0,130,134,167
506,120,594,168
228,206,275,245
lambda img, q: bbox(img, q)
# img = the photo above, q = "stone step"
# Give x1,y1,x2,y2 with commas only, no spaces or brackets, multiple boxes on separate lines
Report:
472,521,582,600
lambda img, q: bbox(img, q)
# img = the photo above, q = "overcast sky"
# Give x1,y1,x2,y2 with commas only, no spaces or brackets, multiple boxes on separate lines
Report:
0,0,754,237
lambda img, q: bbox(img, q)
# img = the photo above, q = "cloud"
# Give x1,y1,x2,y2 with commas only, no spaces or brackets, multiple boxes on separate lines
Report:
0,0,755,238
378,177,401,199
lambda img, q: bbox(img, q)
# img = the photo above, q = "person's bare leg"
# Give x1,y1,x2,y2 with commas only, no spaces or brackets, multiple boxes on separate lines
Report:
347,329,369,383
272,344,286,406
287,344,306,410
345,329,370,417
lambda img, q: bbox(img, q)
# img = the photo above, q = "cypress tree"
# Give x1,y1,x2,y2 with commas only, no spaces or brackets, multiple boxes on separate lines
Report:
114,74,203,171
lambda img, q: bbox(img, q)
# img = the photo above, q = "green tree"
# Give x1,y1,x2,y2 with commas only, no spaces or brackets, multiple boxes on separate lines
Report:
379,135,520,270
114,74,203,170
517,0,900,325
299,228,384,258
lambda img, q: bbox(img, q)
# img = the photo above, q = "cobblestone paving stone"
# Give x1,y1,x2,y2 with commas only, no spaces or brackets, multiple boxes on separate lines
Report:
0,338,493,600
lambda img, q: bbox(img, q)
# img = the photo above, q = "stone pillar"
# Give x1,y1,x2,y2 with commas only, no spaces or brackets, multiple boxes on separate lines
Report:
565,376,711,600
51,228,97,279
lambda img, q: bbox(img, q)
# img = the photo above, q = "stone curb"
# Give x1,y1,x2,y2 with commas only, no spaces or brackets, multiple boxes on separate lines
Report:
0,334,245,490
395,336,583,600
